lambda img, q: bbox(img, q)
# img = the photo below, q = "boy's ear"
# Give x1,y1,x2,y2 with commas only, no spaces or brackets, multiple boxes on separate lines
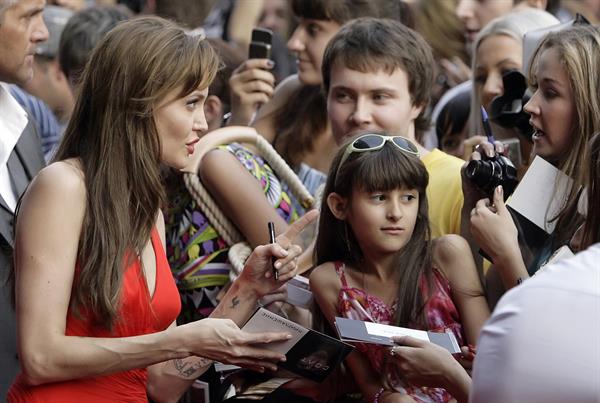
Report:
409,101,424,122
326,192,348,220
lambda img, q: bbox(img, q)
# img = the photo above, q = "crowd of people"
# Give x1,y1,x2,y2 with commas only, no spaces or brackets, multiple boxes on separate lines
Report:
0,0,599,402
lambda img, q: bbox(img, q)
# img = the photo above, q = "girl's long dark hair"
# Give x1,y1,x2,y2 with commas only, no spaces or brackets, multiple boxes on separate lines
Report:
315,137,434,329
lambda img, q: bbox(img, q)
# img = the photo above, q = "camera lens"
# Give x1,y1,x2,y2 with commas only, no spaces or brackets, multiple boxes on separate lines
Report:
466,160,499,193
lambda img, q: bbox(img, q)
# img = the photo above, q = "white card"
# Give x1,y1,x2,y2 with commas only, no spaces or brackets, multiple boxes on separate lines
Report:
507,156,574,233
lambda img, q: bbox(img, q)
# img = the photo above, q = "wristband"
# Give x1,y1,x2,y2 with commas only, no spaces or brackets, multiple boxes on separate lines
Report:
373,387,385,403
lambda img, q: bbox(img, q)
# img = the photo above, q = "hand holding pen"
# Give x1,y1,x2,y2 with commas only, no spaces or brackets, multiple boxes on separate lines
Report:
268,221,278,280
480,106,496,144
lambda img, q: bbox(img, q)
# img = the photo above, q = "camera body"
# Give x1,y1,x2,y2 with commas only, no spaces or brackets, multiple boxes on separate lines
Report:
466,153,518,198
489,70,533,141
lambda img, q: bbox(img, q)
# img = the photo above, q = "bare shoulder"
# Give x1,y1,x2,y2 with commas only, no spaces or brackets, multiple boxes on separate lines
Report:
272,74,302,99
199,148,245,183
255,74,302,120
27,159,86,200
432,234,471,263
432,235,479,284
309,262,339,290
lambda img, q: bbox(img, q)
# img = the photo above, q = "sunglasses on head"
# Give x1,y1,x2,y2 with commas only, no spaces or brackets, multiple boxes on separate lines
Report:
336,134,420,178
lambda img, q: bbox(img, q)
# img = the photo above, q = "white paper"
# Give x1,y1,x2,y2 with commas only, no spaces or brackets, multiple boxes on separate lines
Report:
364,321,430,342
242,308,308,354
507,156,574,233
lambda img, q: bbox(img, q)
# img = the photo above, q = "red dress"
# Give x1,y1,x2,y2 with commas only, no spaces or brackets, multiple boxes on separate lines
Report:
8,227,181,402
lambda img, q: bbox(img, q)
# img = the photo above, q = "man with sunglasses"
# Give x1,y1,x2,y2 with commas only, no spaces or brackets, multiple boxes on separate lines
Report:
322,17,465,239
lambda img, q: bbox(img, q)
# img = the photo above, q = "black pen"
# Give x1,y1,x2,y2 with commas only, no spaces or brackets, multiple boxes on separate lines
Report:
480,106,496,144
268,222,278,280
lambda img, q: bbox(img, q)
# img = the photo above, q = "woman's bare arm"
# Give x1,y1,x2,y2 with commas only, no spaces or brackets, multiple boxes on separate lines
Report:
14,162,290,388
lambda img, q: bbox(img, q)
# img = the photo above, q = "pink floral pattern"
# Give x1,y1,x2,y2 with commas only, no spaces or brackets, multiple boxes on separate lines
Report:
334,262,465,403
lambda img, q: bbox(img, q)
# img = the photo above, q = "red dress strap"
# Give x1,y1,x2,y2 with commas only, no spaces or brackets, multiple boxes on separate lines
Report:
334,261,349,287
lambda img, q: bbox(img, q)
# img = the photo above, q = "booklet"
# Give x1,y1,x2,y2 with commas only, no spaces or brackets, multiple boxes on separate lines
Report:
242,308,354,382
285,275,313,308
334,317,461,354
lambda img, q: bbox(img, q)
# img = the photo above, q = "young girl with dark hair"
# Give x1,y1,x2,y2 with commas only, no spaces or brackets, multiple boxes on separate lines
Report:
310,133,489,402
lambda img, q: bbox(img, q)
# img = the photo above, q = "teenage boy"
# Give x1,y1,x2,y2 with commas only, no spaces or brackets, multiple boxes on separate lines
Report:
322,17,464,239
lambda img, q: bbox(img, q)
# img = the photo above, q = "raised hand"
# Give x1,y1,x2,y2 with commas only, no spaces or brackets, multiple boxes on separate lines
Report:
228,59,275,126
238,209,319,298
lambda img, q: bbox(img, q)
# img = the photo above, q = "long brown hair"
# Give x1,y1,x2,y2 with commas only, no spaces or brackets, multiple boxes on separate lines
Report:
527,25,600,248
581,133,600,249
50,17,219,328
274,0,408,169
315,133,433,328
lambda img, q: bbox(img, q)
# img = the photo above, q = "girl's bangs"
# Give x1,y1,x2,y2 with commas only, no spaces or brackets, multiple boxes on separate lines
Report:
350,144,428,193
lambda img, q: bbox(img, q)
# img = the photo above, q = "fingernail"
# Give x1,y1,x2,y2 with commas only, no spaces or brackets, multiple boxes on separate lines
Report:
274,261,281,269
259,366,265,373
496,185,503,196
286,334,293,339
280,356,287,362
266,60,275,68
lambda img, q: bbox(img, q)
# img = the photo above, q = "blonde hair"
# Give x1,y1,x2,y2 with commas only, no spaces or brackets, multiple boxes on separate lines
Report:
527,25,600,178
469,9,559,136
528,25,600,246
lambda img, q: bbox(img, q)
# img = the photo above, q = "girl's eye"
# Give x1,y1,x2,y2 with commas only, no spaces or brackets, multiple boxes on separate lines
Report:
474,73,486,85
370,193,385,201
306,23,319,36
542,88,558,99
401,194,416,202
500,67,518,77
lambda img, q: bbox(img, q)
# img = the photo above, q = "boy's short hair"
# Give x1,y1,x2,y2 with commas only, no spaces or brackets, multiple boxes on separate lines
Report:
322,18,434,140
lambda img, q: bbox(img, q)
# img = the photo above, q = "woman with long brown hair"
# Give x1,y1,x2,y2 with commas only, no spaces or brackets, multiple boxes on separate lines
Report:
7,16,312,403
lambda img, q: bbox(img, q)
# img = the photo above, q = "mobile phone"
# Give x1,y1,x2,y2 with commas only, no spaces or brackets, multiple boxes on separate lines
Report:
249,27,273,60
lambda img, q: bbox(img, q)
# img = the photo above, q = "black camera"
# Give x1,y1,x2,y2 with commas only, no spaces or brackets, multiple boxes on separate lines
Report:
465,153,518,198
489,70,533,141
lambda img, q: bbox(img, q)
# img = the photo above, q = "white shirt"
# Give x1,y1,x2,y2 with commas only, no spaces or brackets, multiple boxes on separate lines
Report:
470,243,600,403
0,83,28,211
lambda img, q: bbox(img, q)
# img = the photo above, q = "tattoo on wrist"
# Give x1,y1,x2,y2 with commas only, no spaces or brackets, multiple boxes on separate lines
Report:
173,357,213,379
230,295,240,309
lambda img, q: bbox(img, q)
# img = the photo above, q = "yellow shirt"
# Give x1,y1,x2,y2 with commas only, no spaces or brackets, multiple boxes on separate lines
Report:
422,149,464,238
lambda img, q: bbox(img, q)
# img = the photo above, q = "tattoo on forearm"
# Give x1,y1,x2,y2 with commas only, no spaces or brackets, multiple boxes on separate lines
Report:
230,295,240,309
172,357,213,379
